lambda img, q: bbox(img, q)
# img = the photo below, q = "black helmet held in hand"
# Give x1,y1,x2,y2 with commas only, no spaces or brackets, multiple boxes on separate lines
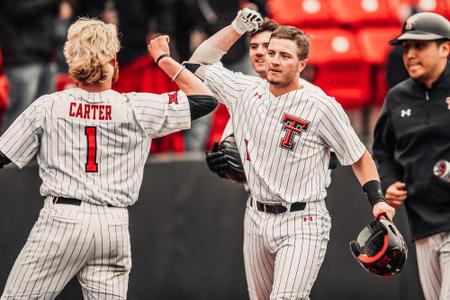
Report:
350,217,408,278
389,12,450,45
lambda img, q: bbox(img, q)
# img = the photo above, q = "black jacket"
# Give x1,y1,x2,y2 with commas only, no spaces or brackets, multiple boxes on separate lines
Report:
0,0,59,67
373,62,450,241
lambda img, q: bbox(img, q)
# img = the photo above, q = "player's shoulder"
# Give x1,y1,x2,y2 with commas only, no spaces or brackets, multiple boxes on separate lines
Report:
299,85,335,105
55,88,127,103
124,90,175,104
300,87,346,116
208,62,263,86
300,78,326,96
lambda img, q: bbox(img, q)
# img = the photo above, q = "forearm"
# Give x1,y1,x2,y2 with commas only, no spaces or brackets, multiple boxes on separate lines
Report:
189,22,250,65
158,56,212,96
351,150,380,185
352,150,387,207
207,25,242,53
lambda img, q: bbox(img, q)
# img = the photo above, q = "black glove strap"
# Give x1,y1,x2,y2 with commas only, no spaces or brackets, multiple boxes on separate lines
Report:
362,180,385,206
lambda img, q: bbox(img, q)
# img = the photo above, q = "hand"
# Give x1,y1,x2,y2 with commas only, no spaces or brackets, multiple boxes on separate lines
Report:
148,35,171,62
372,201,396,221
231,8,263,35
205,143,228,178
385,181,407,208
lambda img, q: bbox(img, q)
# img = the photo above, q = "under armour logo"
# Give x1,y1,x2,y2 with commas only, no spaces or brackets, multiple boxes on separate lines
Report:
400,109,411,117
253,92,263,100
446,97,450,109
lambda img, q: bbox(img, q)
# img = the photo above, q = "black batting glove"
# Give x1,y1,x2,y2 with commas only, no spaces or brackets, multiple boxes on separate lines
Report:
329,151,339,170
205,142,228,178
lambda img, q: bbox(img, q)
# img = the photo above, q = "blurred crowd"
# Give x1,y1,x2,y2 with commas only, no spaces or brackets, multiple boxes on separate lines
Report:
0,0,444,153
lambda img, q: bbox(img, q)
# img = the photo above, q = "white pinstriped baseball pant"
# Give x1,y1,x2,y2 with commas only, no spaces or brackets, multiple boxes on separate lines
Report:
415,231,450,300
243,197,331,300
1,196,131,300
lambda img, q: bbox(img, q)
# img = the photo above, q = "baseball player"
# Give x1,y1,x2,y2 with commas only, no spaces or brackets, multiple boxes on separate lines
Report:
200,17,338,185
0,18,217,299
188,10,396,300
373,12,450,300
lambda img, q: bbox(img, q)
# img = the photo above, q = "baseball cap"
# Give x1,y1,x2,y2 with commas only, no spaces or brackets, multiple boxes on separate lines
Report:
389,12,450,45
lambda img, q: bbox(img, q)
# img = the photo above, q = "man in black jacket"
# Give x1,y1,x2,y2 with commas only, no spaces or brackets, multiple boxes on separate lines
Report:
373,12,450,300
0,0,60,131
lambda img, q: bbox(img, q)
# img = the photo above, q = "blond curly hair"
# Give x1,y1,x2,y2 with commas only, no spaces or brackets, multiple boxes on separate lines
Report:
64,18,120,84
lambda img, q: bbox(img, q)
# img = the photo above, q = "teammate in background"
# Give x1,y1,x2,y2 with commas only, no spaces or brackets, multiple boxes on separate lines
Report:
189,9,395,300
0,18,216,299
201,17,338,184
373,12,450,300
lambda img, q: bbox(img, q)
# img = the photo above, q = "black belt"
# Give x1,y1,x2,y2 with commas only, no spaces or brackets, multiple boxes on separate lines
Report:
53,197,115,208
251,199,306,214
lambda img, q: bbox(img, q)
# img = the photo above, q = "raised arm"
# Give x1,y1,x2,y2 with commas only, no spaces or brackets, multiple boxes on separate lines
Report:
189,8,263,65
148,35,217,120
351,150,396,220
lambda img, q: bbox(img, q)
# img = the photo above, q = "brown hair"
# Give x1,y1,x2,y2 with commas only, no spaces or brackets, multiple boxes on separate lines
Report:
270,25,310,60
250,18,279,37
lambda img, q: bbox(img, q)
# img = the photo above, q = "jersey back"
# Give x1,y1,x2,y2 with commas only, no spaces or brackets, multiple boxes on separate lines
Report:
0,88,190,206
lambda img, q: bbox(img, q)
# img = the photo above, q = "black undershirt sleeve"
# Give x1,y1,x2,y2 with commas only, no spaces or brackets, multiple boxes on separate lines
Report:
0,151,11,168
187,95,218,121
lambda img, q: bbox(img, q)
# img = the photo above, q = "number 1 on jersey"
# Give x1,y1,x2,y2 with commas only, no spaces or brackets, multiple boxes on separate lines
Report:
85,126,98,172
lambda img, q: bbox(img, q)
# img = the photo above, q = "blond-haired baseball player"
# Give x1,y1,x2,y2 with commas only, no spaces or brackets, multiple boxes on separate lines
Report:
0,18,216,299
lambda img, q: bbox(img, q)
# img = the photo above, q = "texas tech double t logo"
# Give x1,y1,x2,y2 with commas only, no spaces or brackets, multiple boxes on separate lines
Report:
280,113,310,150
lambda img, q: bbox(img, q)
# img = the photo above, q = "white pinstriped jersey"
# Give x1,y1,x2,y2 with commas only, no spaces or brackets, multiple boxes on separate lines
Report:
220,78,326,141
0,88,190,207
205,63,365,204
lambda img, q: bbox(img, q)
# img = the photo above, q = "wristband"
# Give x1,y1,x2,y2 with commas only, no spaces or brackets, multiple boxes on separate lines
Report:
172,66,186,81
362,180,385,206
156,53,170,65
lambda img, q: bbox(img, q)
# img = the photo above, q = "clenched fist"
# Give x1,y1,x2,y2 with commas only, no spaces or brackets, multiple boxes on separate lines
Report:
148,35,170,63
231,8,263,35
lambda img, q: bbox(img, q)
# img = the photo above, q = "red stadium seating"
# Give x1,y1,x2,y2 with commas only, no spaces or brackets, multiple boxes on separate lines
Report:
356,25,401,105
332,0,400,26
356,26,400,64
0,50,8,131
206,104,229,150
55,73,77,91
305,27,371,109
267,0,336,27
388,0,448,18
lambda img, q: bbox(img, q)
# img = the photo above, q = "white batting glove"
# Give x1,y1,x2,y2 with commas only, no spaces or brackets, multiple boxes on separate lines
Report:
231,8,263,35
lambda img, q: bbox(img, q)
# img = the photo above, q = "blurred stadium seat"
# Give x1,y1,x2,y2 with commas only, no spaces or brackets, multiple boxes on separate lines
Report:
356,25,401,104
0,50,9,130
397,0,447,14
206,104,230,150
268,0,336,27
305,27,371,109
56,73,77,91
332,0,400,26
